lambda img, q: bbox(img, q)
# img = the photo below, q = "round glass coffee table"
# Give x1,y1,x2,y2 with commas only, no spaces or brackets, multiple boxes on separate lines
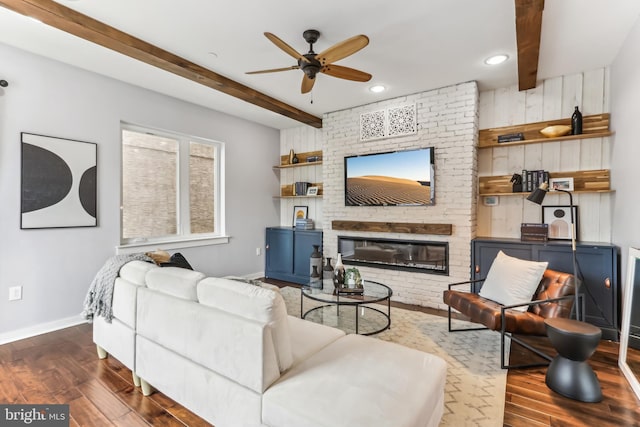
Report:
300,281,392,335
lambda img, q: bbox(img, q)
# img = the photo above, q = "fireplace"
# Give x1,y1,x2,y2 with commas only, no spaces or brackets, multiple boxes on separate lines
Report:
338,236,448,275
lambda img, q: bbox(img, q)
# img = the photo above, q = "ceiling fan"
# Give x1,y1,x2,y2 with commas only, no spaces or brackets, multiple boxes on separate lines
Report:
246,30,372,94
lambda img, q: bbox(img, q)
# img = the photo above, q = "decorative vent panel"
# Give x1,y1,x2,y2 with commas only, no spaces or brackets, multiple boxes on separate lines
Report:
360,110,386,141
388,104,417,137
359,104,416,141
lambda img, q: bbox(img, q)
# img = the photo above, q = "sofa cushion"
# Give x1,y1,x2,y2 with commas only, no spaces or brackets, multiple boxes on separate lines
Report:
478,250,548,311
119,260,157,286
287,315,345,367
145,267,205,301
197,277,293,372
136,287,280,393
262,334,446,427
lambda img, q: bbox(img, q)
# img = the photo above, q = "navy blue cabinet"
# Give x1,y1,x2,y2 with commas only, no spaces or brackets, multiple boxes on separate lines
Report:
471,238,619,340
265,227,322,285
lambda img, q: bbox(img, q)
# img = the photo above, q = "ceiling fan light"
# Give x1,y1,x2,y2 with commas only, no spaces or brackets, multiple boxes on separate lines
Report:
484,54,509,65
369,85,385,93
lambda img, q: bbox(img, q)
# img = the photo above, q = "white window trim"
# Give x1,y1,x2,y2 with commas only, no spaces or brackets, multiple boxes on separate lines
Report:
116,235,230,254
120,123,226,248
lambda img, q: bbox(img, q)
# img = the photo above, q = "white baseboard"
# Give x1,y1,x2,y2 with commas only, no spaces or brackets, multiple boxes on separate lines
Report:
0,315,87,345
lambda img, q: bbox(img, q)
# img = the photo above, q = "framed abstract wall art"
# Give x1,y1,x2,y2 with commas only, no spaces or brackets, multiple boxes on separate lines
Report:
21,132,97,229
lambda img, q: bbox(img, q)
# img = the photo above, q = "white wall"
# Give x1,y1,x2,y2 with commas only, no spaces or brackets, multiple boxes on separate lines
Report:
478,69,612,242
0,43,280,339
611,16,640,275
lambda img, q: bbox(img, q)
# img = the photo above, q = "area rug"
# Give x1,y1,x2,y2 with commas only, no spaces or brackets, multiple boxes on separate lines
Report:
279,286,507,427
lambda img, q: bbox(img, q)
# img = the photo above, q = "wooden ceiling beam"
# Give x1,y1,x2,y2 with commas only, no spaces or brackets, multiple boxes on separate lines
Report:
515,0,544,91
0,0,323,128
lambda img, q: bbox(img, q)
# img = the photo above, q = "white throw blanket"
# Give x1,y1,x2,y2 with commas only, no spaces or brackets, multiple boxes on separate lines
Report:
82,253,151,322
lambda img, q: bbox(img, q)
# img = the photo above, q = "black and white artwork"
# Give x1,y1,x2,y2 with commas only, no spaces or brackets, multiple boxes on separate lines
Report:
21,132,97,229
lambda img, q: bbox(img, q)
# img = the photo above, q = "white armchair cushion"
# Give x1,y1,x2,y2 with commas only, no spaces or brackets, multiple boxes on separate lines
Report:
478,250,548,311
145,267,205,301
197,277,293,372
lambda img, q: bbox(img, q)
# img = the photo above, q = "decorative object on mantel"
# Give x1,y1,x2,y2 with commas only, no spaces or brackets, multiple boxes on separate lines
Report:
333,253,346,288
331,220,452,236
21,132,97,229
539,125,571,138
571,106,583,135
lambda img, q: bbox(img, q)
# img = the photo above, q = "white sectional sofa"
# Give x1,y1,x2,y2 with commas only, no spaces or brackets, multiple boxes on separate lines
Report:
93,261,447,427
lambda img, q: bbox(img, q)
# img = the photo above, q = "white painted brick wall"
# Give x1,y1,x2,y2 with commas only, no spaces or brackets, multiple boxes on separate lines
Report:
281,81,479,309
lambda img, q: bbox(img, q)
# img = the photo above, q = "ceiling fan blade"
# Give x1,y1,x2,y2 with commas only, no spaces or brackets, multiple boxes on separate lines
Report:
246,66,299,75
264,32,310,63
316,35,369,65
301,75,316,94
321,64,372,82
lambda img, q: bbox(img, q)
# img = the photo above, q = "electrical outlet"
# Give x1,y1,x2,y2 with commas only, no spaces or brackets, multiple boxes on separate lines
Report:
256,247,261,256
9,286,22,301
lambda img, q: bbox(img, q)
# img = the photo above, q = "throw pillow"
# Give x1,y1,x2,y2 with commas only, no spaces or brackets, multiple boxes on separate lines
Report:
146,249,171,265
478,251,548,312
160,252,193,270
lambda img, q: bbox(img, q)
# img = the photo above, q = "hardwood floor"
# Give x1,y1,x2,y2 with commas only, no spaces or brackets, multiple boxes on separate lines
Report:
0,324,211,426
1,288,639,426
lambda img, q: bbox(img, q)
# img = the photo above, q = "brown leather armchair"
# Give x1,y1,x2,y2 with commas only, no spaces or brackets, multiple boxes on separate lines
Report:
443,269,576,369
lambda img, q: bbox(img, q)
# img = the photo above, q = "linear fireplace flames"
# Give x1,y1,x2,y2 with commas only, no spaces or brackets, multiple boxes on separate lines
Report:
338,236,448,275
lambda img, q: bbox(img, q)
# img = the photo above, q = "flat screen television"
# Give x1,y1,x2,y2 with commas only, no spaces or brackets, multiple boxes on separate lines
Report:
344,147,435,206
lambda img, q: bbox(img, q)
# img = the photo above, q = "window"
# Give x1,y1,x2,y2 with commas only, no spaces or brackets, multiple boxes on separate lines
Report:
120,124,225,248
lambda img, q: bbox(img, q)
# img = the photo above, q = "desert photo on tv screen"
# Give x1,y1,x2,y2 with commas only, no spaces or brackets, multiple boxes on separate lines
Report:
345,148,433,206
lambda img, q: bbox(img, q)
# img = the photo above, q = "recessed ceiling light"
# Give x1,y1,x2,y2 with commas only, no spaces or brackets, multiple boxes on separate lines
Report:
484,54,509,65
369,85,385,93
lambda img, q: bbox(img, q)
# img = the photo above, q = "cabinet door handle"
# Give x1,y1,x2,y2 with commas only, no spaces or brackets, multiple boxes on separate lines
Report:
475,265,480,274
604,277,611,288
266,244,269,250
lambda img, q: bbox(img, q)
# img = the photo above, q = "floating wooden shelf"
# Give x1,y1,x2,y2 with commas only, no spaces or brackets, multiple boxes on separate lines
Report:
274,150,323,168
273,195,323,199
479,113,611,149
479,169,610,196
279,182,323,197
332,220,452,236
273,161,322,169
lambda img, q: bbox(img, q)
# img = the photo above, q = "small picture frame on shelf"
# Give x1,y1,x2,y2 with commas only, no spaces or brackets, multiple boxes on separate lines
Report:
292,205,308,227
549,177,574,192
542,205,578,240
306,186,319,196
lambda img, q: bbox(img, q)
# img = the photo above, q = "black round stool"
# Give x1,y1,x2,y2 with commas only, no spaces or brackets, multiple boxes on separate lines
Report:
544,317,602,402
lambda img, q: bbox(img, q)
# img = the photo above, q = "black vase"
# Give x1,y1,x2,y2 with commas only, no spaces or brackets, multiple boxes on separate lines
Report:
571,106,583,135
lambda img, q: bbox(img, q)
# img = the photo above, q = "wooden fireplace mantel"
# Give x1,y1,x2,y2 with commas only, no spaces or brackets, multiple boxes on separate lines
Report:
331,221,452,236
